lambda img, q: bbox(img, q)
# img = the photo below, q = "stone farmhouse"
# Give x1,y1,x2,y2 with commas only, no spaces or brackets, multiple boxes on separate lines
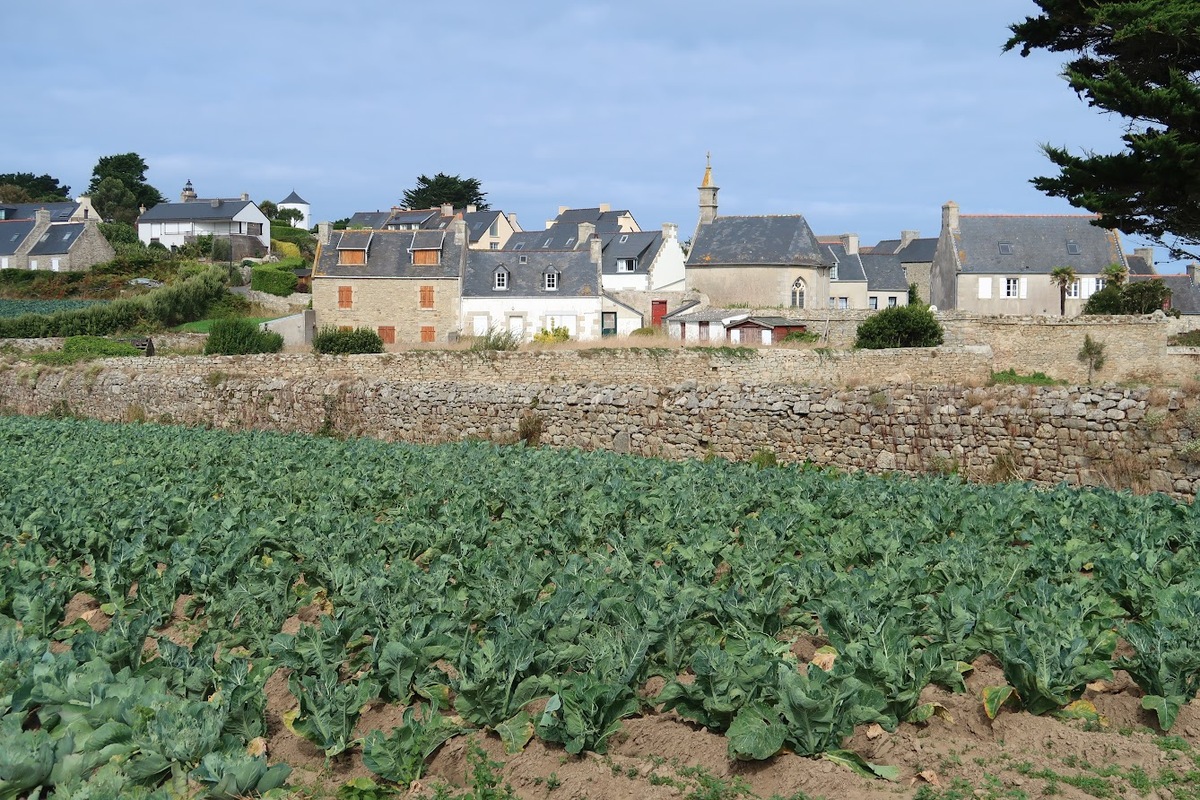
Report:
927,201,1153,315
0,200,113,272
136,181,271,259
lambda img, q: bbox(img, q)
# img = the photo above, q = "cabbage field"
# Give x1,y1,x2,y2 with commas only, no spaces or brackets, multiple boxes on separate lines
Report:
2,416,1200,798
0,299,106,319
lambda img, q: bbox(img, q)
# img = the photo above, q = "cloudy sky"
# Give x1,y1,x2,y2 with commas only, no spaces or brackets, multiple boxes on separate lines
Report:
7,1,1176,269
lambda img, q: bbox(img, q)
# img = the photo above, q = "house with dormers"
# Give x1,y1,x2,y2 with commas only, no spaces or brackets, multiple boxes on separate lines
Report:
346,204,521,250
0,207,114,271
137,181,271,258
311,218,468,345
928,201,1145,315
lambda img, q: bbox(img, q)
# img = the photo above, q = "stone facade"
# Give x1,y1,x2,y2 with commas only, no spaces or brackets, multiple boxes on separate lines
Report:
312,276,461,345
1,349,1198,500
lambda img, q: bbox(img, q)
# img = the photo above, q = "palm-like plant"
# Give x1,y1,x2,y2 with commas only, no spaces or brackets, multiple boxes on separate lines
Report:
1050,266,1077,316
1102,262,1129,287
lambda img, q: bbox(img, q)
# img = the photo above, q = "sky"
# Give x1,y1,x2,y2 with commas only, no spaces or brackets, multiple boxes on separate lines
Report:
5,1,1182,271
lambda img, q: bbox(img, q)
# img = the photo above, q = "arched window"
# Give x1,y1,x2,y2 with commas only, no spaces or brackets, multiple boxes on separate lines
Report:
791,278,806,309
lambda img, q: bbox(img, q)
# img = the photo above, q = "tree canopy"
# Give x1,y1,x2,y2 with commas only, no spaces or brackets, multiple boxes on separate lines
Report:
401,173,488,211
86,153,164,222
1005,1,1200,258
0,172,71,202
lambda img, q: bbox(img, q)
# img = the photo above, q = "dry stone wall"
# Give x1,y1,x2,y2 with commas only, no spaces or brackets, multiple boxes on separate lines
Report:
1,349,1197,500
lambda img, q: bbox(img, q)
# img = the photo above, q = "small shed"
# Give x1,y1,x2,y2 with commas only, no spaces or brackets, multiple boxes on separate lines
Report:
724,316,807,345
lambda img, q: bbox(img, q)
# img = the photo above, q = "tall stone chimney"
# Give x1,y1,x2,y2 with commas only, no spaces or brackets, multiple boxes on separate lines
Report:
942,201,960,232
841,233,859,256
662,222,679,242
598,203,610,213
453,217,467,246
466,204,477,214
240,193,249,202
1135,247,1155,272
577,222,595,247
34,208,50,226
318,221,332,245
698,155,718,228
1188,262,1199,286
900,230,919,248
508,213,519,231
440,203,453,218
589,234,603,266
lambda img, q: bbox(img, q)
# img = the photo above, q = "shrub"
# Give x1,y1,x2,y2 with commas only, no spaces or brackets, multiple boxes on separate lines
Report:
631,326,660,336
989,369,1064,386
781,330,819,344
532,325,570,344
272,240,302,260
251,266,298,297
1169,330,1200,347
854,305,944,349
469,327,520,352
62,336,142,358
204,318,283,355
313,326,383,355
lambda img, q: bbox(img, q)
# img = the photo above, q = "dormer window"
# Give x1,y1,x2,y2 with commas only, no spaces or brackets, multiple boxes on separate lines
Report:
338,249,366,266
513,242,524,250
564,237,575,247
542,238,552,248
494,269,509,290
616,258,637,273
518,255,528,264
412,249,440,265
543,271,559,291
1066,240,1081,255
619,234,629,243
998,242,1014,255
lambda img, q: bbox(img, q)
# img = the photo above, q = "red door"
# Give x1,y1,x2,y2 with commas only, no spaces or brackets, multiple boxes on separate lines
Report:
651,300,667,327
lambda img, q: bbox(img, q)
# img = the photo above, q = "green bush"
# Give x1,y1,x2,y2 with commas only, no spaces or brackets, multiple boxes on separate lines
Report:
0,267,227,338
469,327,520,352
631,326,660,336
854,305,944,349
251,266,298,297
988,368,1064,386
204,318,283,355
781,330,819,343
313,326,384,355
62,336,142,358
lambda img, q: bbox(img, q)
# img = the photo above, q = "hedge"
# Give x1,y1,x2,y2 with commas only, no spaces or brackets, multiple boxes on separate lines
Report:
313,326,383,354
251,266,298,297
204,318,284,355
854,305,944,349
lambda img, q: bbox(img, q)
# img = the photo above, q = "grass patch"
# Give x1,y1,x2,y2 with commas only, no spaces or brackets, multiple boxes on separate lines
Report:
988,368,1065,386
1168,330,1200,347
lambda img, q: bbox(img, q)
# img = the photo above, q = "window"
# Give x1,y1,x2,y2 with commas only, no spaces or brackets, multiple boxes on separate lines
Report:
830,262,839,281
542,238,552,248
61,231,72,241
616,258,637,273
412,249,439,265
837,297,849,310
1066,240,1081,255
827,297,835,309
998,242,1014,255
51,258,60,272
248,222,263,236
869,296,878,310
564,237,575,247
338,249,366,266
978,277,992,299
513,242,524,250
29,260,37,270
378,326,396,345
543,271,558,291
1096,278,1107,292
489,242,498,250
1067,280,1081,298
494,270,509,290
888,296,898,308
488,220,499,237
791,278,806,308
338,285,352,309
518,255,527,264
619,234,629,243
419,285,434,309
0,258,6,269
420,326,435,343
1005,278,1020,297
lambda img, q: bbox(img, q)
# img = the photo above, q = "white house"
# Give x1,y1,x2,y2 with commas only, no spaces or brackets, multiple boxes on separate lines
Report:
278,190,310,229
137,189,271,258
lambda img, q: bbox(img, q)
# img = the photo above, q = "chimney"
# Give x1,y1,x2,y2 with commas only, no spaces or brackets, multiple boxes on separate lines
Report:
1188,262,1200,286
558,205,568,215
598,203,610,213
508,212,519,231
453,217,467,246
662,222,679,242
210,199,221,209
440,203,453,218
942,201,960,232
466,204,477,214
318,221,332,245
900,229,919,248
841,233,859,256
34,208,50,226
240,192,249,202
589,233,603,266
577,221,595,247
1135,247,1154,272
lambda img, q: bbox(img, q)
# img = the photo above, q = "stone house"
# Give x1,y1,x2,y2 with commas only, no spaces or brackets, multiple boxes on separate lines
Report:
928,201,1148,315
136,182,271,258
0,208,114,271
1133,265,1200,315
685,161,836,309
867,231,937,303
0,196,99,224
347,204,522,250
311,219,468,345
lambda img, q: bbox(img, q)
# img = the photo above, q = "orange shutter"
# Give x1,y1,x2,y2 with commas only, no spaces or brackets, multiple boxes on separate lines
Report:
338,249,366,265
419,286,434,309
413,249,439,265
337,286,352,309
420,326,435,343
377,326,396,345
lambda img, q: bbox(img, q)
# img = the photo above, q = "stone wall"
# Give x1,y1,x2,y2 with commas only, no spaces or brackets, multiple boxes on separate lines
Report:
1,350,1197,500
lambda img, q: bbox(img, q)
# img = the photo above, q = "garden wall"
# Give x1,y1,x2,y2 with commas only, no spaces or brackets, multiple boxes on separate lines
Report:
1,350,1197,499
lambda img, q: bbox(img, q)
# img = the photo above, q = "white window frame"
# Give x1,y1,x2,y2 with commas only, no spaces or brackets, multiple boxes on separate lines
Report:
493,270,508,290
616,258,637,273
543,271,558,291
29,259,38,270
837,297,849,310
1067,280,1080,299
978,277,992,299
1005,278,1020,298
868,296,878,310
888,296,898,308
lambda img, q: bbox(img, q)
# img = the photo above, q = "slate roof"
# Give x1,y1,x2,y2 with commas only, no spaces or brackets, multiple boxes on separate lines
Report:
727,316,807,329
1126,253,1154,275
551,207,633,232
279,191,308,205
314,230,462,279
820,242,867,282
952,215,1125,275
139,199,257,222
666,307,750,324
600,231,662,274
386,209,440,228
463,210,502,242
870,239,902,255
898,237,938,263
860,252,910,292
504,229,581,251
0,220,36,256
336,230,373,250
347,211,392,228
0,202,79,223
463,249,599,298
688,216,832,267
27,223,85,256
1134,274,1200,315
